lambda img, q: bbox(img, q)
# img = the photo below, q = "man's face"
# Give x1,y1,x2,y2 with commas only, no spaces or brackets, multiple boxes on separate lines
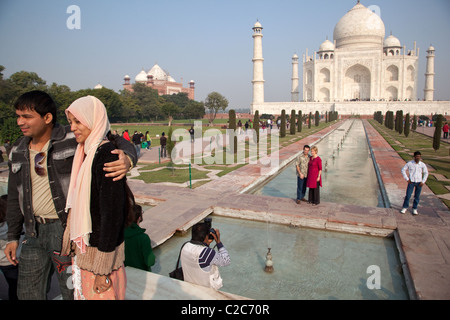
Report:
303,147,310,155
16,108,52,139
414,154,421,163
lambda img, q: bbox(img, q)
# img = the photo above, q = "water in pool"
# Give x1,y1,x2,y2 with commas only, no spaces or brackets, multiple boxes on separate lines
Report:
252,119,384,207
151,215,408,300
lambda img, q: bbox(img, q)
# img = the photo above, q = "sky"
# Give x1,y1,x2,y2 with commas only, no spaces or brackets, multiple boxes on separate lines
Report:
1,0,450,109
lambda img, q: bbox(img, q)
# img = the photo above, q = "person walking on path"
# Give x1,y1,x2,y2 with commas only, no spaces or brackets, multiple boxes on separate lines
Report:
295,145,310,204
145,131,152,149
132,131,141,158
306,146,322,206
443,122,449,139
189,126,195,143
160,132,167,158
123,129,131,142
400,151,429,215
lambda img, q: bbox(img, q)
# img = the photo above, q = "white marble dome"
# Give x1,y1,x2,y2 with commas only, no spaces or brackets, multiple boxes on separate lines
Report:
148,64,168,80
333,2,385,49
319,39,335,52
135,69,148,82
384,34,401,48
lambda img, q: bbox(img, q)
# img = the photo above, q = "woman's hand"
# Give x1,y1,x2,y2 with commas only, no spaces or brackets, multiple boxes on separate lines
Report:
94,274,112,294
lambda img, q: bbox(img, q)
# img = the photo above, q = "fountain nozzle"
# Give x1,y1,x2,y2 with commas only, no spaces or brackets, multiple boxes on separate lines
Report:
264,248,274,273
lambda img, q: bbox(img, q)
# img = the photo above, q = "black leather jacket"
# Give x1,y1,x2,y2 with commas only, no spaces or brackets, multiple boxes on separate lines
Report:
6,124,136,241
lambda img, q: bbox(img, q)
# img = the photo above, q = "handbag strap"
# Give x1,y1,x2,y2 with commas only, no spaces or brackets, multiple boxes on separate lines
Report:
175,240,205,269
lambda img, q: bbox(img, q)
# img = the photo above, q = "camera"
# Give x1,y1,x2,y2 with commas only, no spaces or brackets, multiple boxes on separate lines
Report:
204,217,216,240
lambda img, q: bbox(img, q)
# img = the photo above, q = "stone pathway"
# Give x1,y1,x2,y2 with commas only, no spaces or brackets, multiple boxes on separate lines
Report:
383,125,450,208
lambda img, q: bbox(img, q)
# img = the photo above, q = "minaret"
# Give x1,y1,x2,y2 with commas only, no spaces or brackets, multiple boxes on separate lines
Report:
424,45,435,101
291,54,299,102
252,21,264,112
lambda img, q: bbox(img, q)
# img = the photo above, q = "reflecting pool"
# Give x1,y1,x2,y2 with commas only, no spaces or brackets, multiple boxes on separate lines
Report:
151,215,408,300
252,120,384,207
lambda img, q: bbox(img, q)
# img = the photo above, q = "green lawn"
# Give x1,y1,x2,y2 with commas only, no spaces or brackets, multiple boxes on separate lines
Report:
132,163,209,185
128,119,339,188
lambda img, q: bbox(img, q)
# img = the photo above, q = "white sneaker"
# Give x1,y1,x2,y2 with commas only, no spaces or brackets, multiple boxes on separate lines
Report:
400,208,407,214
412,209,418,215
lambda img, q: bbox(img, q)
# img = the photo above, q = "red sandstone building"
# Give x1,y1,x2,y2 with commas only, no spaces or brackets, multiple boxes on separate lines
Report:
123,64,195,99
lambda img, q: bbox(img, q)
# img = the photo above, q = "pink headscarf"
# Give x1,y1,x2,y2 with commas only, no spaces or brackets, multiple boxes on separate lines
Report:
65,96,111,254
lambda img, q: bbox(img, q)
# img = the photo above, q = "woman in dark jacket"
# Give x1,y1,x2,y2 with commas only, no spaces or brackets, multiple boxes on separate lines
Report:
62,96,128,300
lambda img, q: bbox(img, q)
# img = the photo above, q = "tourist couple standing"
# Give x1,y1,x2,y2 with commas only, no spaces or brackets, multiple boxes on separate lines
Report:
4,91,137,300
295,145,322,206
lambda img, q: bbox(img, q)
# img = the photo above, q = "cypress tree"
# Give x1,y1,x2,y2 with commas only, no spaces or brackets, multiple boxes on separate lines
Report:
290,110,296,134
433,114,443,152
404,113,410,137
395,111,399,132
228,109,237,153
253,110,260,143
315,111,320,126
398,110,403,135
412,115,417,131
280,109,286,138
308,112,312,129
297,110,302,132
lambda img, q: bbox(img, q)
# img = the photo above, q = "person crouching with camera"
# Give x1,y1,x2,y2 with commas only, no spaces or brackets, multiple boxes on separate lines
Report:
180,220,230,290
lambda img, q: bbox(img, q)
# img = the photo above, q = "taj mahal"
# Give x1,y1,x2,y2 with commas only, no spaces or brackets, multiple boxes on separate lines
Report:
251,1,450,116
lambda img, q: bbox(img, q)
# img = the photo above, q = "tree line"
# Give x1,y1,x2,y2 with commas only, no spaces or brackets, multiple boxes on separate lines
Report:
373,110,445,151
0,65,207,127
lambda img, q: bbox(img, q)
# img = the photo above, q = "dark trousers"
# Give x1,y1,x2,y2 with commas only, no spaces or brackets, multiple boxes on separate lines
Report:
161,145,167,158
402,182,422,209
308,182,320,205
296,176,307,200
0,264,19,300
17,221,73,300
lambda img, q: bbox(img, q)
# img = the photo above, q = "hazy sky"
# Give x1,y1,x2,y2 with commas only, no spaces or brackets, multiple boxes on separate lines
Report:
1,0,449,108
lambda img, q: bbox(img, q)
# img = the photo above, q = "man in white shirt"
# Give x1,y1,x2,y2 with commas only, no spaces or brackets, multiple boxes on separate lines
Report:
180,221,230,290
400,151,429,215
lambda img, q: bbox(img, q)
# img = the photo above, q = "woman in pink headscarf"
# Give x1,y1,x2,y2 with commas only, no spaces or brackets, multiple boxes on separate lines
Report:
61,96,128,300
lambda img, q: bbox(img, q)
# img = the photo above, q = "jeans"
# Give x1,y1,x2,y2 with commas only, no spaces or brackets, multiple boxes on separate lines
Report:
296,176,307,200
402,182,423,209
135,144,141,158
161,145,167,158
17,221,73,300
